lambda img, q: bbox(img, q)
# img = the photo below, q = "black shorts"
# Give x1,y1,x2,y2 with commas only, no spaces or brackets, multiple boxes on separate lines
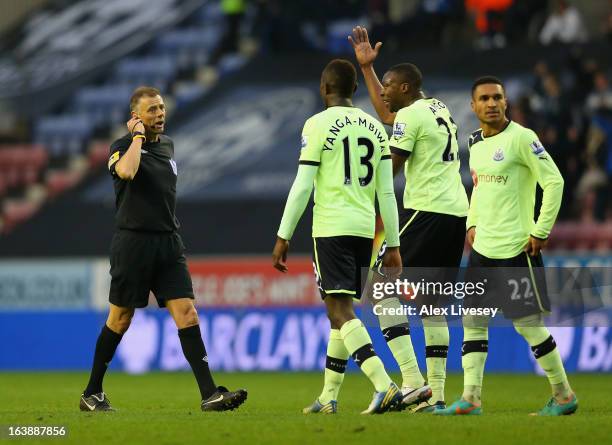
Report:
374,209,466,268
312,236,372,299
373,209,466,309
465,249,551,319
109,230,194,308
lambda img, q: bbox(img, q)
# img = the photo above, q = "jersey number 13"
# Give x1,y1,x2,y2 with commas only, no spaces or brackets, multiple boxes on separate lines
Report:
342,136,375,187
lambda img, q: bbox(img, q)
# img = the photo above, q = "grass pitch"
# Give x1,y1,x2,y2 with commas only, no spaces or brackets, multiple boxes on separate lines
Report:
1,372,609,445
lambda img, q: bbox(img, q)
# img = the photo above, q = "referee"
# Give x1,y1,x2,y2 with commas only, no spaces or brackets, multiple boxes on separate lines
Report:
80,86,247,412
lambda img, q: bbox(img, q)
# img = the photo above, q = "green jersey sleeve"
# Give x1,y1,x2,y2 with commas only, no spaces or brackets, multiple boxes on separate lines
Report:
376,155,400,247
277,164,318,240
519,129,564,239
390,107,420,154
298,116,322,164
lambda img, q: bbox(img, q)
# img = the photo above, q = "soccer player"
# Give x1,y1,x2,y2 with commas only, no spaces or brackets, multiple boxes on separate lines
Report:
272,59,403,414
348,26,469,412
434,76,577,416
80,86,247,412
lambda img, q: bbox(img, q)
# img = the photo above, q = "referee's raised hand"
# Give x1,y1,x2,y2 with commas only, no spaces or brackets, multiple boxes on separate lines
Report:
127,116,145,135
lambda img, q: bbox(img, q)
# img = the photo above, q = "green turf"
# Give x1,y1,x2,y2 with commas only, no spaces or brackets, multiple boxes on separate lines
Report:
0,372,608,445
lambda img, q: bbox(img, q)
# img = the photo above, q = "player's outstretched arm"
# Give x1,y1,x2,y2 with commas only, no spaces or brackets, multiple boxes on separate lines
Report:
115,117,145,180
348,26,395,126
274,164,318,272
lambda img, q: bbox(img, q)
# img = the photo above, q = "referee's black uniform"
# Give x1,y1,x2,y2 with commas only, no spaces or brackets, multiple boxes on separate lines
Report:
107,133,194,308
81,91,246,413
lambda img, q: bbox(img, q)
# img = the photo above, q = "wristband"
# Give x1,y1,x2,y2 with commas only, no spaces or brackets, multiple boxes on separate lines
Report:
132,134,146,141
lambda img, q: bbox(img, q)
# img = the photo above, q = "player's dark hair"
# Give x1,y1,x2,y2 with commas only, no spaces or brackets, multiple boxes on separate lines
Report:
130,86,161,111
471,76,505,96
388,63,422,91
321,59,357,98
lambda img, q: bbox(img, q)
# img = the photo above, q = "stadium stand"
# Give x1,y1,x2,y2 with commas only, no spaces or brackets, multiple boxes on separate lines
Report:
0,0,255,235
2,9,612,444
0,0,610,251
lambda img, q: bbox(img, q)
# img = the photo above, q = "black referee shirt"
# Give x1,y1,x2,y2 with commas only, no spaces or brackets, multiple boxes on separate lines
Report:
108,133,180,232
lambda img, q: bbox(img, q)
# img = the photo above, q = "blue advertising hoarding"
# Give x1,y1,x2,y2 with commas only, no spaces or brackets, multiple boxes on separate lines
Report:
1,308,612,374
0,254,610,373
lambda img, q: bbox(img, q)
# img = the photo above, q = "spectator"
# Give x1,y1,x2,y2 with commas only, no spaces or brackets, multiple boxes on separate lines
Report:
539,0,587,45
210,0,247,64
369,0,420,51
420,0,465,46
587,109,612,220
531,71,572,132
606,3,612,42
586,71,612,113
502,0,548,45
465,0,514,49
566,50,599,108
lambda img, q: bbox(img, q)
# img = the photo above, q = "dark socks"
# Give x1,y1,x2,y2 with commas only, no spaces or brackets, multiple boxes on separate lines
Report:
178,324,216,400
84,325,123,397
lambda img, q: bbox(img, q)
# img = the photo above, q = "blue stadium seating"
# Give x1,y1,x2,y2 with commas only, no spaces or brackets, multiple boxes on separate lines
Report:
34,115,95,156
114,56,178,87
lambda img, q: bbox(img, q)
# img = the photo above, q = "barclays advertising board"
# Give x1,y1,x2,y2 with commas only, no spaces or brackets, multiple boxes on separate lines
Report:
1,254,611,372
2,308,612,373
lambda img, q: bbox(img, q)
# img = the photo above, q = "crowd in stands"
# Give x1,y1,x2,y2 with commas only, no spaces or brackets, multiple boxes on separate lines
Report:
0,0,610,249
249,0,612,249
508,50,612,225
252,0,610,52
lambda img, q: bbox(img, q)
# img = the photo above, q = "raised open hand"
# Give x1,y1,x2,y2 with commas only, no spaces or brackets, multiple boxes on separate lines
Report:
348,26,382,67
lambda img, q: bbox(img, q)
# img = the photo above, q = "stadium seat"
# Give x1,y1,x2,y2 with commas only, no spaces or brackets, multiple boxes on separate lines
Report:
551,222,612,250
34,115,95,156
88,141,111,168
174,82,209,108
1,199,40,233
155,27,222,52
46,169,83,198
602,223,612,249
327,20,363,54
73,85,132,127
154,27,223,71
217,53,247,76
74,86,132,108
114,56,178,87
194,2,224,24
0,145,48,191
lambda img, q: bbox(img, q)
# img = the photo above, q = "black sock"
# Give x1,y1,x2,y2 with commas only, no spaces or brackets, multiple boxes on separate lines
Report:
84,324,123,397
178,325,216,400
